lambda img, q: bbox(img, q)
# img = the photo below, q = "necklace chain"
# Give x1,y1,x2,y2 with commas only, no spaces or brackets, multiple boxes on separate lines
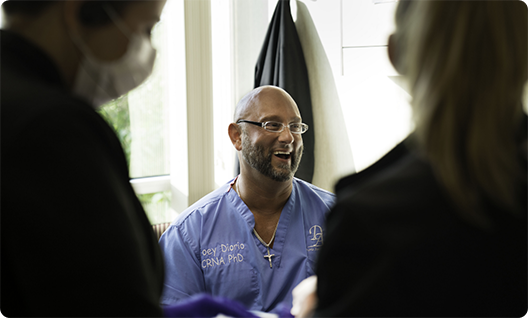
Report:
236,179,279,248
253,224,278,247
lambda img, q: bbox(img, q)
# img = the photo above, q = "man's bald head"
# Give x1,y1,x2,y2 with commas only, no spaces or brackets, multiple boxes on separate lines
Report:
234,86,299,122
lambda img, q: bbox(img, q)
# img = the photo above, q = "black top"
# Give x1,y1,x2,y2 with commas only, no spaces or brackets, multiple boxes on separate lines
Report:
315,138,527,317
1,30,164,317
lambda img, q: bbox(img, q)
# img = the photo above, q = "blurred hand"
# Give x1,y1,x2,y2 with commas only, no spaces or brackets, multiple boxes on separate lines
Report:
290,275,318,318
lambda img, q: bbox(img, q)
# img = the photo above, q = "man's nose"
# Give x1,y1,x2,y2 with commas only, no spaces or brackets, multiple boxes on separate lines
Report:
278,127,294,144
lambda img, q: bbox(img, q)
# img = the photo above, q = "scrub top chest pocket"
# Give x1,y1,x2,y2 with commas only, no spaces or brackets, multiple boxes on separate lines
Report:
201,241,260,306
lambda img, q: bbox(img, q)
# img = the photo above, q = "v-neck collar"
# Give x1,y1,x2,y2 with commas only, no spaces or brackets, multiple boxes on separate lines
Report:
227,177,296,268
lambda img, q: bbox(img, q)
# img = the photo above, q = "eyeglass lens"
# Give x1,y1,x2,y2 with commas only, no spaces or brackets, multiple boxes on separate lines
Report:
263,122,306,133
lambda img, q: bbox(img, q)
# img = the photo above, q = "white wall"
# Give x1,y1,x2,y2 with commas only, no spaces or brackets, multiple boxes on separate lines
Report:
295,1,356,192
292,0,412,192
220,0,410,191
232,0,270,103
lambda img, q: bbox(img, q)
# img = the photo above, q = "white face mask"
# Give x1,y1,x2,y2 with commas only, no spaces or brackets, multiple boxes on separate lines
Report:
71,5,157,108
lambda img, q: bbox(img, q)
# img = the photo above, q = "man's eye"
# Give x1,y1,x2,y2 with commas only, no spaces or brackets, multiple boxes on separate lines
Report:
290,124,301,130
266,123,282,131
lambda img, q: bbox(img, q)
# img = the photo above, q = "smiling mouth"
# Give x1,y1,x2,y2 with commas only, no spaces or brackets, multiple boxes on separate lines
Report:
274,151,291,160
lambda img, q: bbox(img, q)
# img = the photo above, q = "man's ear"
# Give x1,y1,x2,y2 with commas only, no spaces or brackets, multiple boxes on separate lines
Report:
228,123,243,151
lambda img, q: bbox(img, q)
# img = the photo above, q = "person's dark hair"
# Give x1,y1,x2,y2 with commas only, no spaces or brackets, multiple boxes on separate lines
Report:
2,1,133,26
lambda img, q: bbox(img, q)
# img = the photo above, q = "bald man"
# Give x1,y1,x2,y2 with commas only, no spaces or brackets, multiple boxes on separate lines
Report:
159,86,335,312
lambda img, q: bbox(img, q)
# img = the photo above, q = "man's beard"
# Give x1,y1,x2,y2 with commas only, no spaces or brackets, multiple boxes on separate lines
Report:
241,135,303,182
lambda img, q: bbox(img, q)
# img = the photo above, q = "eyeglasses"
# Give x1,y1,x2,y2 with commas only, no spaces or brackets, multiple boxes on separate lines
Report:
236,120,309,134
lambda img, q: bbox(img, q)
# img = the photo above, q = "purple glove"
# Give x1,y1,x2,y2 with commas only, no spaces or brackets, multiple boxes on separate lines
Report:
163,293,260,318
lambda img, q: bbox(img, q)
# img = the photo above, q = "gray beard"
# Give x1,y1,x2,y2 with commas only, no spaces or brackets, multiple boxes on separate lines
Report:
241,135,303,182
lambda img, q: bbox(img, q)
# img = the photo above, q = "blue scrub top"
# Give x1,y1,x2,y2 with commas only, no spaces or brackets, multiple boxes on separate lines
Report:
159,177,335,312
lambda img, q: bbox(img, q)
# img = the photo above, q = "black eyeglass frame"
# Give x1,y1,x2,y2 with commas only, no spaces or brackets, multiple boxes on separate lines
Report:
236,119,309,134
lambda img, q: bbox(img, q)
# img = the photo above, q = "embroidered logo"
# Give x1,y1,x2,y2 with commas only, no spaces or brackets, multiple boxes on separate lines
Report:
308,225,323,248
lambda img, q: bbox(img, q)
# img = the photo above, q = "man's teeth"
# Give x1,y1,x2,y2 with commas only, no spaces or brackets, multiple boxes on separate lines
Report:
274,151,291,155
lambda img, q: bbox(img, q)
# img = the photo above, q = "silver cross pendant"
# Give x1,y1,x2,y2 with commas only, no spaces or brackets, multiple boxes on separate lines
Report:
263,247,275,268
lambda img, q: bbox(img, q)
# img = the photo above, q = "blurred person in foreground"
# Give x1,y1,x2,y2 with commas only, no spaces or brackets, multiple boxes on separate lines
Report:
1,1,167,316
1,3,316,317
309,1,526,317
159,86,335,313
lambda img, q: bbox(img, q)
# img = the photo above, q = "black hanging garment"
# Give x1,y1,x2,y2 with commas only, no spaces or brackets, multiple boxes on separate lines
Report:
255,0,314,183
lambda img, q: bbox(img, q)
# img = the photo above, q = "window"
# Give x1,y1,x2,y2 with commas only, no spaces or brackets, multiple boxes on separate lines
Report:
211,0,236,188
99,1,184,225
6,0,383,221
98,0,260,224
